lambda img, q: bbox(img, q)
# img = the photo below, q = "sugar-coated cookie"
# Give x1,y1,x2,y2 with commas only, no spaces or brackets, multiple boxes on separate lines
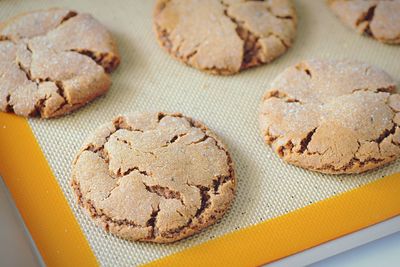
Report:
329,0,400,44
71,112,236,243
259,59,400,174
0,8,120,118
154,0,297,75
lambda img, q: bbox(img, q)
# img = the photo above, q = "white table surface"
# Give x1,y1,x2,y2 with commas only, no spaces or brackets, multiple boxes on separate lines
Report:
0,178,41,267
312,232,400,267
1,177,399,267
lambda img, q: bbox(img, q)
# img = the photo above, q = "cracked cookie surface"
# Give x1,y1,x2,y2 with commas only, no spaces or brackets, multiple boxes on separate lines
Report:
0,8,120,118
153,0,297,75
71,112,236,243
328,0,400,44
259,59,400,174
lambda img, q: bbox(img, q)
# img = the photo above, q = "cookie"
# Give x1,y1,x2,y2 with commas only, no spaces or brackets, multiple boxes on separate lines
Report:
328,0,400,44
0,8,120,118
259,59,400,174
154,0,297,75
71,112,236,243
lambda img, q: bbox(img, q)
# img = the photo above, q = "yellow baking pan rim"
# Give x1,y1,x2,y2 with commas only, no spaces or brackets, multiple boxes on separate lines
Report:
0,112,399,267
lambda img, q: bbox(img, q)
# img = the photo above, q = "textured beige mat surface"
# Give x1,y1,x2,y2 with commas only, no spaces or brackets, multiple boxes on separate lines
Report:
1,0,399,266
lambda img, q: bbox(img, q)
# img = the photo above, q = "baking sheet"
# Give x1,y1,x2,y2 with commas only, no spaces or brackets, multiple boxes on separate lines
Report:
0,0,399,266
1,175,398,267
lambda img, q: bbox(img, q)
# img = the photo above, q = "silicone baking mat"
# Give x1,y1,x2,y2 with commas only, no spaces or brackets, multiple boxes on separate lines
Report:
0,0,399,266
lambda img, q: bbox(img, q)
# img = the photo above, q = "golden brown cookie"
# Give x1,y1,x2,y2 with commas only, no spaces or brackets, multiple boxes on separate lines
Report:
0,8,120,118
154,0,297,75
71,112,236,243
259,59,400,174
328,0,400,44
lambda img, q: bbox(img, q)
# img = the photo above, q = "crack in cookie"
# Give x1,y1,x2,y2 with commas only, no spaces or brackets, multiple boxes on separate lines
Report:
355,4,377,36
60,11,78,24
71,112,236,243
259,59,400,174
0,8,120,118
143,182,184,205
69,48,120,73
